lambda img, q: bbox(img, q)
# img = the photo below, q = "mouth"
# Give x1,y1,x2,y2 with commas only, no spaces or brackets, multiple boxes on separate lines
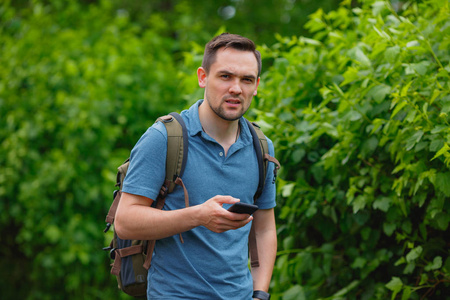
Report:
225,98,242,106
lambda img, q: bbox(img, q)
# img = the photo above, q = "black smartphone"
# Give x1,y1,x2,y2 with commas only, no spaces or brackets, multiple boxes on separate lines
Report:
227,203,259,215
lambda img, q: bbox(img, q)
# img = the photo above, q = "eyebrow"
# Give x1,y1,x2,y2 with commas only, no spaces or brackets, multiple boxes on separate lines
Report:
218,70,257,80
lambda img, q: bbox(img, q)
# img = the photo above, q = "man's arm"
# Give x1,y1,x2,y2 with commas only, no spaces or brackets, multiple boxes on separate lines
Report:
251,208,277,294
114,192,253,240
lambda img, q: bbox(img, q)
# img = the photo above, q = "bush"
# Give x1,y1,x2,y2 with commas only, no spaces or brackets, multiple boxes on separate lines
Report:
2,0,448,298
255,0,450,299
0,1,182,298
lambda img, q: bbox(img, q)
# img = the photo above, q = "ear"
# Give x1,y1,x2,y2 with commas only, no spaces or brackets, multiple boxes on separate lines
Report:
197,67,207,88
253,77,260,96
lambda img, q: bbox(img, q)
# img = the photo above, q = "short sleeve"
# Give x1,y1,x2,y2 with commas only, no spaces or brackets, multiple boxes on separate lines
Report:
122,122,167,200
254,137,277,209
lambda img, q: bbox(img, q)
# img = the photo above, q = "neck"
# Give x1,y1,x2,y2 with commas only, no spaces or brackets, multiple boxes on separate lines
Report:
199,101,240,151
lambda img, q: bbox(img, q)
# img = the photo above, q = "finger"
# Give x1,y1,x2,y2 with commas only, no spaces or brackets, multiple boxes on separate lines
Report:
220,216,253,231
214,195,240,205
227,211,253,221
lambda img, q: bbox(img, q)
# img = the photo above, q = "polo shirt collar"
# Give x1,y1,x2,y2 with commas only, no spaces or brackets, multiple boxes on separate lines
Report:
187,100,205,137
185,99,253,146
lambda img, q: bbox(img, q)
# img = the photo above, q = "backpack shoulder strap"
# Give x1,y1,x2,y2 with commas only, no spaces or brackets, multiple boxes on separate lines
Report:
245,118,281,269
245,119,281,200
157,112,189,196
105,113,189,232
143,112,190,269
105,112,190,275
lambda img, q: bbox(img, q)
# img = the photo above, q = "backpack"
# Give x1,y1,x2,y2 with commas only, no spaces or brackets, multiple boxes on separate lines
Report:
103,112,280,298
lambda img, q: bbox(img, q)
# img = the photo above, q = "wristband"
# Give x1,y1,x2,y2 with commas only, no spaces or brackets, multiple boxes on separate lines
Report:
253,290,270,300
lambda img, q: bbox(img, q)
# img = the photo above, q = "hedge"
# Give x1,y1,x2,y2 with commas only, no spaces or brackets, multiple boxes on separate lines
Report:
253,0,450,299
1,0,448,299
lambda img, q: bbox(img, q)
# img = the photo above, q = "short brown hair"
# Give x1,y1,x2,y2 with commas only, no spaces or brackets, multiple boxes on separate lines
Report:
201,33,262,78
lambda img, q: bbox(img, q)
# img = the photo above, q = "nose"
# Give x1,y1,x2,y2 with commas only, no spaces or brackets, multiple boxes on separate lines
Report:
229,80,242,95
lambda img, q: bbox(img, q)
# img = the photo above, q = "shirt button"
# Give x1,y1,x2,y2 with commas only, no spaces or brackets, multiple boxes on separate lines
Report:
219,152,224,157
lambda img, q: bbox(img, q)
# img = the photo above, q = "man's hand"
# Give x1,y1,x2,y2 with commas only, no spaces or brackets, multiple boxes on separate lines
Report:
115,193,253,240
199,195,253,233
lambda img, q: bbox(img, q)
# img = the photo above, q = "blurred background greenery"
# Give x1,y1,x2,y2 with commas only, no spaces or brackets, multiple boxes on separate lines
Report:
1,0,449,299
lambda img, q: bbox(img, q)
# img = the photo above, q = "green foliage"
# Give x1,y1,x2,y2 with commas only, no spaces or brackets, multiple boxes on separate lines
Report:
1,0,449,299
254,0,450,298
106,0,342,47
0,0,182,298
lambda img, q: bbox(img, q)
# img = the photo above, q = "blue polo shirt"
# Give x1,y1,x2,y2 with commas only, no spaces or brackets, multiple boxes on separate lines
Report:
123,100,277,299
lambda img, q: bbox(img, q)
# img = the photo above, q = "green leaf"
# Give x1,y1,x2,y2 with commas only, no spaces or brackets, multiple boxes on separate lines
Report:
370,118,385,134
403,262,415,274
419,223,428,240
392,163,405,174
368,85,391,103
433,212,450,231
306,205,318,218
434,172,450,197
371,1,388,15
348,47,372,67
400,81,414,98
281,183,296,197
424,256,442,271
429,139,444,152
419,274,429,287
395,257,406,266
332,280,360,297
311,164,325,184
292,148,306,163
283,236,295,250
352,195,367,213
401,286,412,300
361,136,378,158
431,143,450,162
384,45,400,63
391,100,408,119
406,246,423,263
283,285,305,300
347,110,362,121
386,277,403,299
373,197,391,212
412,61,431,75
430,125,447,134
279,206,291,219
299,36,322,46
383,222,396,236
430,89,441,105
405,130,424,151
341,67,359,86
351,257,366,269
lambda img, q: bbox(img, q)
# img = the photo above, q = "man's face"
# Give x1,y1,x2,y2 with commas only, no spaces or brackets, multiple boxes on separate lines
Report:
197,47,260,121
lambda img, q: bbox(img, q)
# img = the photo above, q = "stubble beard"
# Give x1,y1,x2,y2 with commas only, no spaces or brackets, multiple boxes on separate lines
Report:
206,94,249,122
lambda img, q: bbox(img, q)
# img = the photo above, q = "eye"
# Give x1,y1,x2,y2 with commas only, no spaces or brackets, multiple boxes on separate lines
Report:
221,74,230,79
243,77,254,83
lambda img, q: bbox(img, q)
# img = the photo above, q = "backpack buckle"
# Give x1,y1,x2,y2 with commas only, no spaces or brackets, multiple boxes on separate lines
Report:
104,223,112,233
102,246,116,259
272,172,278,184
109,248,116,259
159,181,169,198
160,115,174,123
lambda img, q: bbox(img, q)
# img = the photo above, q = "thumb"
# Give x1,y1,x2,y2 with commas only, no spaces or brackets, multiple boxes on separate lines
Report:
216,195,240,206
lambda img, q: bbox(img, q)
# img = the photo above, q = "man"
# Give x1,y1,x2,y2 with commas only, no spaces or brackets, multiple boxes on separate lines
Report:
115,33,277,300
